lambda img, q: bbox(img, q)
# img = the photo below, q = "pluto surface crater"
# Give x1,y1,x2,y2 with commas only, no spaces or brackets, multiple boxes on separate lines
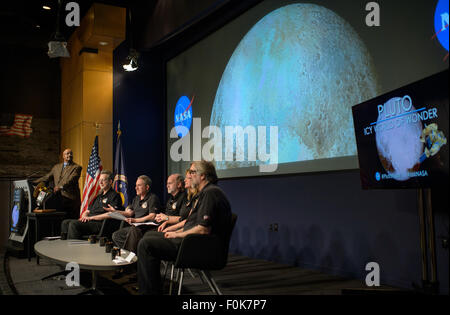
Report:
210,3,380,170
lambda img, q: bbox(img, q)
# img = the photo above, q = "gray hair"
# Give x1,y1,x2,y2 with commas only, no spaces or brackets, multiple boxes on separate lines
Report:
138,175,152,188
100,170,114,181
192,161,218,184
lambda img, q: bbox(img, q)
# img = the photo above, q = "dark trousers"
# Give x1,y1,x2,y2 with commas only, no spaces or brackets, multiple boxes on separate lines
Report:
61,196,81,220
112,225,157,253
61,219,103,240
137,231,182,295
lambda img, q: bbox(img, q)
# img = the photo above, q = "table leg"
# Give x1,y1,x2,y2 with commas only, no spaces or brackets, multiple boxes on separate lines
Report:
35,219,40,265
27,219,31,262
78,270,103,295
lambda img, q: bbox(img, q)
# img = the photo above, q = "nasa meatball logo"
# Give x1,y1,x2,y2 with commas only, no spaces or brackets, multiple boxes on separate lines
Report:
434,0,449,53
375,172,381,181
174,95,194,138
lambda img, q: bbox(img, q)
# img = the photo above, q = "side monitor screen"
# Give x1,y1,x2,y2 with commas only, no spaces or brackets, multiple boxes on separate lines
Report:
352,70,448,189
11,188,27,234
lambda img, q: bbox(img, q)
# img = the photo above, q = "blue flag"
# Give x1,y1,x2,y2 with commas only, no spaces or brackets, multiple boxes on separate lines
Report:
113,122,129,207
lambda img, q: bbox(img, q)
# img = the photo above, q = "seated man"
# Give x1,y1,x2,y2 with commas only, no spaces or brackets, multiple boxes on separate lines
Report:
61,170,122,239
154,173,187,226
110,175,161,253
157,170,197,233
137,161,232,295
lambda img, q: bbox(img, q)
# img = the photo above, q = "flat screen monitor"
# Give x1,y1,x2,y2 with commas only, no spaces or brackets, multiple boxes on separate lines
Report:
11,188,27,234
352,70,448,189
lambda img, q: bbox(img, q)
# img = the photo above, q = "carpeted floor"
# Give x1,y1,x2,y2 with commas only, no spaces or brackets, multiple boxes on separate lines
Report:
1,250,404,295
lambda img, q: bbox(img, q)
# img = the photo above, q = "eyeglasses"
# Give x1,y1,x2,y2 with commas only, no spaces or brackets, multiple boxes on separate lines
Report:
189,169,197,175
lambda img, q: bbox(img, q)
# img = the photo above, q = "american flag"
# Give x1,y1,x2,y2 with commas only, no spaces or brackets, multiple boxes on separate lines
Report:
80,136,103,217
0,114,33,137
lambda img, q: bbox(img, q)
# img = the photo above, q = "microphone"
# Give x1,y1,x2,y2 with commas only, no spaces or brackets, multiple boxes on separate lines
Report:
26,170,43,179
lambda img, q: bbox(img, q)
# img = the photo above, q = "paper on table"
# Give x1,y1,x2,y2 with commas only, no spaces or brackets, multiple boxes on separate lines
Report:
131,221,159,227
113,252,136,264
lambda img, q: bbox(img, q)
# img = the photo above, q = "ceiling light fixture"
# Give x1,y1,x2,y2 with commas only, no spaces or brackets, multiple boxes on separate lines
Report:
43,6,51,10
123,48,139,72
122,7,139,72
47,0,70,58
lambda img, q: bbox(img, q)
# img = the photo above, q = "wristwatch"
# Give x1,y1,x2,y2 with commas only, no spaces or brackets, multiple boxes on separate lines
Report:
165,216,169,221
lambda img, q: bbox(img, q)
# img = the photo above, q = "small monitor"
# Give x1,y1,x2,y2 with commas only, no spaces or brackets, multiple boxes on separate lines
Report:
352,70,449,189
11,188,27,234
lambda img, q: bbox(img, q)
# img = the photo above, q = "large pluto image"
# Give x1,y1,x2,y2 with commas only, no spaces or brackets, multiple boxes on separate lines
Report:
375,97,423,181
210,3,380,170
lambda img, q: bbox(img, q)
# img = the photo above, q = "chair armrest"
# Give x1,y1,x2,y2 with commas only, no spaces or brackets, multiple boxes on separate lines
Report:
174,234,226,270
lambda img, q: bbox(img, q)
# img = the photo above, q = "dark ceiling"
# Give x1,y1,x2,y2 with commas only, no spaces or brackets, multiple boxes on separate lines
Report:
0,0,136,51
0,0,252,57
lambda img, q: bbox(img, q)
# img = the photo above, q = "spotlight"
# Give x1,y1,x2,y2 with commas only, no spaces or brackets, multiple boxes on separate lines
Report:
48,41,70,58
123,49,139,72
47,0,70,58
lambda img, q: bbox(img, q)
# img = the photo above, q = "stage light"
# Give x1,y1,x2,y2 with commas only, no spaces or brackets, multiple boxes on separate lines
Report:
123,48,139,72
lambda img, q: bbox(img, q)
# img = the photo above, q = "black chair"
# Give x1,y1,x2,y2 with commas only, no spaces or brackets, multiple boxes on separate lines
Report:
79,219,122,240
97,219,122,239
171,213,238,295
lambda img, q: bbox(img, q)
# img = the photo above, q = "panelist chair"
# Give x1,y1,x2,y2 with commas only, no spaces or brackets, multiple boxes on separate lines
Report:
172,213,238,295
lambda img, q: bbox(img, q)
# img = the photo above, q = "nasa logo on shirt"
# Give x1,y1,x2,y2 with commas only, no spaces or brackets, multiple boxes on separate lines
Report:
142,202,148,209
203,215,210,221
172,202,177,210
102,198,107,204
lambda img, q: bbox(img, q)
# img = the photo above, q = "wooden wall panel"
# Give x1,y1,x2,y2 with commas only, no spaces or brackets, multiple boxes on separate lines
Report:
60,3,125,195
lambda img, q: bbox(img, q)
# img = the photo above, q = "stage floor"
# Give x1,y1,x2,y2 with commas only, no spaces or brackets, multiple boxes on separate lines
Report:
1,249,403,295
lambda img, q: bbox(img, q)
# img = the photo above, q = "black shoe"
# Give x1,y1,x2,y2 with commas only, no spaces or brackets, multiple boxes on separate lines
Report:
112,268,124,280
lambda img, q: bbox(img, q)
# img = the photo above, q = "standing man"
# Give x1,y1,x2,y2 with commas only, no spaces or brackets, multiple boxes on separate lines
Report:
137,161,232,295
60,170,122,239
110,175,161,253
34,148,82,219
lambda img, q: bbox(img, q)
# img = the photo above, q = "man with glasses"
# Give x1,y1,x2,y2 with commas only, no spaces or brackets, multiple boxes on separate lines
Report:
60,170,122,239
136,161,232,295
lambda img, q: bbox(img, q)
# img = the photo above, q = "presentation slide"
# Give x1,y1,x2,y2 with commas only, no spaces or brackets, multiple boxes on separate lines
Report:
166,0,449,178
352,70,448,189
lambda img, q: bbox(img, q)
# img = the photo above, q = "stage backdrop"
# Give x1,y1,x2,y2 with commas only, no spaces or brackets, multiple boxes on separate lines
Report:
114,0,449,293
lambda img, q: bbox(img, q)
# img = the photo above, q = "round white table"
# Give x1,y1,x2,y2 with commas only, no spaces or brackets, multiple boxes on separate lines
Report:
35,239,137,294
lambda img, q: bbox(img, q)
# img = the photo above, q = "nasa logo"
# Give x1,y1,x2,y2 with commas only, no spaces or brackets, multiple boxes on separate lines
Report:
174,95,194,138
434,0,449,53
375,172,381,181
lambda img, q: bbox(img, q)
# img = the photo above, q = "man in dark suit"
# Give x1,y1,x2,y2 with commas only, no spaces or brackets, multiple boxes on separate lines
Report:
34,148,82,219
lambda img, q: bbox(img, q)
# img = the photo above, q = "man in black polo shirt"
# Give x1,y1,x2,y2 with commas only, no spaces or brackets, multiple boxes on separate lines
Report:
61,170,122,239
155,173,187,223
136,161,232,295
110,175,161,252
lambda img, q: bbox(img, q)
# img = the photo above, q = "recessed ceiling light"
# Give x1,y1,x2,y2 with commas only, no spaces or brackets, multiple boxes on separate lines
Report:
43,6,51,10
99,41,109,46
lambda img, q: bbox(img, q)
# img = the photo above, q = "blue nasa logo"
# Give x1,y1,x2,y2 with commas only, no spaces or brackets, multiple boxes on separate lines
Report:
174,95,194,138
434,0,449,51
375,172,381,181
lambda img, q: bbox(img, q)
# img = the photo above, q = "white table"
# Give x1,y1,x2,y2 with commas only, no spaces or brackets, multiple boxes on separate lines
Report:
34,239,137,294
